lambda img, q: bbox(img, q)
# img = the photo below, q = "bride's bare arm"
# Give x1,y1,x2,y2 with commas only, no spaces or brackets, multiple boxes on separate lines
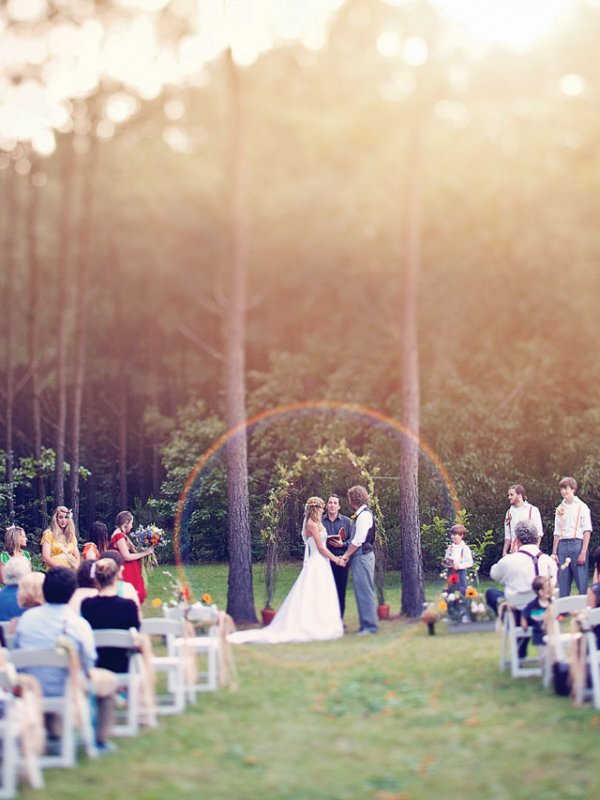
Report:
306,519,342,565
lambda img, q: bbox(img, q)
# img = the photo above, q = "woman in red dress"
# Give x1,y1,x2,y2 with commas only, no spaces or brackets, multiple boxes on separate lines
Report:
109,510,154,604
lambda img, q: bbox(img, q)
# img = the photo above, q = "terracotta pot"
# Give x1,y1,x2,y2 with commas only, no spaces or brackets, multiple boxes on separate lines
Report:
377,603,390,620
261,608,276,626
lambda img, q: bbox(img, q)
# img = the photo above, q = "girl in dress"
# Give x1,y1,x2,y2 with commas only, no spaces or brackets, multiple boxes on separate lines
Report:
41,506,80,570
82,521,110,561
0,525,31,583
228,496,344,645
109,511,153,604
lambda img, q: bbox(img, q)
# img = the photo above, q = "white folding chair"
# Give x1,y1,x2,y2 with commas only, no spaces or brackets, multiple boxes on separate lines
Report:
499,592,542,678
163,605,221,700
542,594,588,688
8,649,76,769
140,618,186,715
0,668,44,795
92,629,143,737
580,607,600,709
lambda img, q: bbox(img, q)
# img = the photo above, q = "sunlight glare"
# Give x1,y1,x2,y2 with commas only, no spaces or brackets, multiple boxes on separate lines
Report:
559,73,586,96
402,36,428,67
431,0,575,51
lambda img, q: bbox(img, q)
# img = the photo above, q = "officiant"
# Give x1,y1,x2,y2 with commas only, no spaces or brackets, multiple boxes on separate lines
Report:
323,494,352,618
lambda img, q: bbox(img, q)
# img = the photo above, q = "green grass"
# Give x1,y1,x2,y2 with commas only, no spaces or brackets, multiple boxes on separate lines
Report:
23,564,600,800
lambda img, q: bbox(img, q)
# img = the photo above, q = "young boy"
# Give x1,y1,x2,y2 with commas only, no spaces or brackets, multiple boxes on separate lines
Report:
521,575,553,657
443,524,473,596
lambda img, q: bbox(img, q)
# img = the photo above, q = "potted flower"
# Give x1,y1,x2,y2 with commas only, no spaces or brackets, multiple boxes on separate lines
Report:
375,537,390,620
261,535,278,625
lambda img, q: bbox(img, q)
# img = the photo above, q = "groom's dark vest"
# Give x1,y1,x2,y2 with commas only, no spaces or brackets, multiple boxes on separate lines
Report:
355,507,375,555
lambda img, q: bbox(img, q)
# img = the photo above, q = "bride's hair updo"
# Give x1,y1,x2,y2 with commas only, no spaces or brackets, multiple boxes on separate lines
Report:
304,496,325,523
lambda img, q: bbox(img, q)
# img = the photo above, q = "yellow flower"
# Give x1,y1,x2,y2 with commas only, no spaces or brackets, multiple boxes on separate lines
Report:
437,600,448,612
202,593,213,605
151,598,162,608
465,587,478,599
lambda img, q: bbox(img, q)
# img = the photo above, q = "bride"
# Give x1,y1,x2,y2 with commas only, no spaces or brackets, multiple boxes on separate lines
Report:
228,496,344,644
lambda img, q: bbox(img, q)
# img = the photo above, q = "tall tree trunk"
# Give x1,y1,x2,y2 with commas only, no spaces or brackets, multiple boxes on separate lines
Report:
399,104,425,618
224,51,256,623
26,160,48,527
70,135,97,525
3,167,16,522
54,136,75,508
109,239,128,510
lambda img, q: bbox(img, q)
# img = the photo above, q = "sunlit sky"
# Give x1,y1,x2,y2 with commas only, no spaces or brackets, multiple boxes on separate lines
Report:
0,0,584,154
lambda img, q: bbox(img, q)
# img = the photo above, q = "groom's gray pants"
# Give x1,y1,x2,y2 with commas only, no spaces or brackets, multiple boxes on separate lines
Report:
351,550,378,633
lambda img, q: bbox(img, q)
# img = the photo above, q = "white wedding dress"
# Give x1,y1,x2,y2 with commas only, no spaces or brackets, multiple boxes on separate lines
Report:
228,526,344,645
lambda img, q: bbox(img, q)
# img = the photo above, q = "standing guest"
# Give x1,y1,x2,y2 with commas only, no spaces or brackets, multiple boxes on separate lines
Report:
80,558,140,673
340,485,378,635
322,494,352,618
552,476,592,597
17,572,45,611
0,557,32,620
41,506,80,570
503,484,544,556
82,521,110,562
109,511,153,605
443,524,474,595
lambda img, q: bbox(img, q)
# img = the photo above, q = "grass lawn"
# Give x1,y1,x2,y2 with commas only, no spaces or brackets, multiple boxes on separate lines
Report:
24,563,600,800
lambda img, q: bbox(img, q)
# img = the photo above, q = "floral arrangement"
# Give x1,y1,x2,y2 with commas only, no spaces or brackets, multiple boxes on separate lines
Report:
130,524,168,572
152,570,214,613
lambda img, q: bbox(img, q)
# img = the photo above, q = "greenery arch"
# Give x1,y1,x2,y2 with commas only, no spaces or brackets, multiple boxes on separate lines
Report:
259,441,388,608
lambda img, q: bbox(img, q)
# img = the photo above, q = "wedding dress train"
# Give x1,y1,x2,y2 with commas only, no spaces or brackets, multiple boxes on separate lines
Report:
228,527,343,645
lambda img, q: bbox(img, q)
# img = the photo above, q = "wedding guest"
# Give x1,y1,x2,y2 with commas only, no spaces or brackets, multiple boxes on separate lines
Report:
443,524,474,595
82,521,110,562
503,484,543,556
340,485,378,635
552,477,592,597
1,525,32,584
41,506,80,570
17,572,45,610
103,549,141,613
109,511,153,604
521,575,553,656
14,567,116,752
69,561,99,614
0,557,32,621
81,558,140,673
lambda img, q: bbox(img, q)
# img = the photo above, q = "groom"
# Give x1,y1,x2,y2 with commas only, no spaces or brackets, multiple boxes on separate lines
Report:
340,485,378,635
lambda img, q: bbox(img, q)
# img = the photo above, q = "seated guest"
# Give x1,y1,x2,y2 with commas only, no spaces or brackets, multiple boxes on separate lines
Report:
81,558,140,673
69,561,99,614
103,549,141,616
0,557,32,621
14,567,115,751
17,572,45,610
0,525,31,583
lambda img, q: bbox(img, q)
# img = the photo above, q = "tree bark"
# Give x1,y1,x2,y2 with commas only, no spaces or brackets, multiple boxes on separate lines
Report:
26,160,48,526
70,135,97,525
399,103,425,618
2,166,16,522
224,51,257,623
54,135,75,508
109,239,128,510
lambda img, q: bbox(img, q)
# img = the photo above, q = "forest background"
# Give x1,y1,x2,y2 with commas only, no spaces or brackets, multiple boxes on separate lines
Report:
2,0,600,589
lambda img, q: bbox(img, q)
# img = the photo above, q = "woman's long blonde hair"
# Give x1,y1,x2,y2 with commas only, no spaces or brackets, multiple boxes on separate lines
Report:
49,506,77,544
304,496,325,523
5,525,25,556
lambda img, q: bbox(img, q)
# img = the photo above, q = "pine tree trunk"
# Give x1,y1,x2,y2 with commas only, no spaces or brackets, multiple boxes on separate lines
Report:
26,161,48,527
399,107,425,618
3,167,16,522
70,136,97,525
224,51,257,624
54,136,75,508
